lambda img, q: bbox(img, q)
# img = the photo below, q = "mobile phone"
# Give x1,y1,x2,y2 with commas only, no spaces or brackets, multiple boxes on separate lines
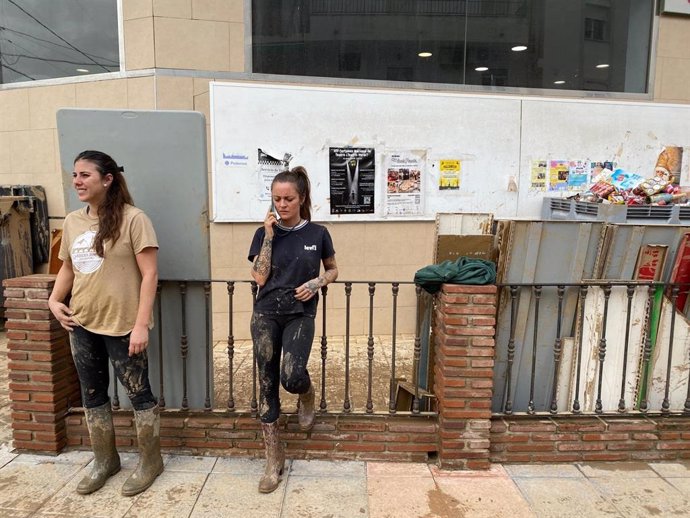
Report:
270,200,281,222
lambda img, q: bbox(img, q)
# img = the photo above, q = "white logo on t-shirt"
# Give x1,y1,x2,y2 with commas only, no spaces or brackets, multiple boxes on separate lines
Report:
71,230,104,274
304,245,317,251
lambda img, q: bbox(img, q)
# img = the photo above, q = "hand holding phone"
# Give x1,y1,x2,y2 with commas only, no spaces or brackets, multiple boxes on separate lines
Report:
270,201,281,222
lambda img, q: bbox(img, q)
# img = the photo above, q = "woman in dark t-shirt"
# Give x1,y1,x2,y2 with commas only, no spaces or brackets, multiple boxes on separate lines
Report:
248,166,338,494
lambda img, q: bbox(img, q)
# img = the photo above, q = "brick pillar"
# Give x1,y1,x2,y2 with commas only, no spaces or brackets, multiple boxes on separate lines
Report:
3,274,80,453
433,284,497,470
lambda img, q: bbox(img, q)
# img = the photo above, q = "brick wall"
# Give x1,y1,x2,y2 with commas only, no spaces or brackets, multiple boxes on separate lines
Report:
490,416,690,463
3,274,81,453
433,284,497,469
65,412,438,462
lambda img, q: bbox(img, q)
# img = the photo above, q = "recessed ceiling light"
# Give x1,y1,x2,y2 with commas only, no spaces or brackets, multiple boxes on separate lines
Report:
511,45,528,52
596,63,609,69
554,80,566,85
76,68,89,73
418,51,432,58
475,66,488,72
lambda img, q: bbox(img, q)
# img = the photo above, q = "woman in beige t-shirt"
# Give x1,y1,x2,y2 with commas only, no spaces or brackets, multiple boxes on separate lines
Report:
49,150,163,497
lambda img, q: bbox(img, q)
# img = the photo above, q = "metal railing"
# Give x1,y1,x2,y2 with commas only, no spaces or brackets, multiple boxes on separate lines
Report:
110,280,435,417
494,282,690,417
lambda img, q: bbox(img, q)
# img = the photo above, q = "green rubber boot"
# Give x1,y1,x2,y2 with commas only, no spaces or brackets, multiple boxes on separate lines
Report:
77,402,121,495
121,405,164,497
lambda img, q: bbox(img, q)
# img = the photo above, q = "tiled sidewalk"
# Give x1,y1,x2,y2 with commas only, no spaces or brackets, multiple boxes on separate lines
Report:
1,446,690,517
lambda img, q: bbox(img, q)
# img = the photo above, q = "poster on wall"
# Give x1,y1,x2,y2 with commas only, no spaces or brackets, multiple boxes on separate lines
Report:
438,159,461,190
548,160,569,191
384,150,425,216
329,147,375,214
567,160,590,190
530,160,547,190
257,148,290,202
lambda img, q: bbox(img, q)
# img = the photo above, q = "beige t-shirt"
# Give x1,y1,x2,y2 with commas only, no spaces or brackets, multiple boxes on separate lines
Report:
59,204,158,336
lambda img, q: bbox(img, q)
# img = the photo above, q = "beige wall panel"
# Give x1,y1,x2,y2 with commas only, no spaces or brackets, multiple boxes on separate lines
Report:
0,133,11,175
0,89,30,132
193,78,213,96
28,85,76,130
656,57,690,103
653,57,664,100
228,22,245,72
33,172,65,220
194,90,211,124
155,76,194,109
123,0,153,20
362,222,435,270
0,173,34,186
153,0,192,18
9,129,55,176
124,18,155,70
657,16,690,60
75,79,129,108
325,223,366,271
155,18,230,71
126,76,156,109
193,0,243,22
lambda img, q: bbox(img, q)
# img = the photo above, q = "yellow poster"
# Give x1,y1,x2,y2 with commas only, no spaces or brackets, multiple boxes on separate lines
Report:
439,159,461,190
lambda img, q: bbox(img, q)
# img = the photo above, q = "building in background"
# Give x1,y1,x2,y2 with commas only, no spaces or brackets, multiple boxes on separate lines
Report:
1,0,689,339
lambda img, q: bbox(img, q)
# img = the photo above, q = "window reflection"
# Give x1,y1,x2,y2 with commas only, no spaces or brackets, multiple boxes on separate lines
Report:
252,0,653,93
0,0,119,84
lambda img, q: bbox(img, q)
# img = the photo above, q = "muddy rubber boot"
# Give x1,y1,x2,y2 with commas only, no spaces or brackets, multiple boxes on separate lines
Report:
259,420,285,493
298,383,315,431
77,402,121,495
121,405,164,497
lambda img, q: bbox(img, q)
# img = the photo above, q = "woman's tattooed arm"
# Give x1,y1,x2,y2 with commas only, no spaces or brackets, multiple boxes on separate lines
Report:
251,236,273,286
304,256,339,292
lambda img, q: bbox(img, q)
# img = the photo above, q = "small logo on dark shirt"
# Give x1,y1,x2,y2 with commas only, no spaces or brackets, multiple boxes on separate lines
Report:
304,245,317,251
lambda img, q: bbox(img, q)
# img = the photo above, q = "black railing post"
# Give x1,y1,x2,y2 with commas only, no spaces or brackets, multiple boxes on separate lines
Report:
662,285,680,416
203,281,211,411
639,284,656,413
389,283,399,414
619,284,635,413
528,285,541,414
226,281,235,412
412,284,423,415
366,282,375,414
319,285,328,413
343,282,352,413
549,286,565,414
572,284,588,414
179,281,189,411
504,285,518,415
156,282,165,410
595,284,611,414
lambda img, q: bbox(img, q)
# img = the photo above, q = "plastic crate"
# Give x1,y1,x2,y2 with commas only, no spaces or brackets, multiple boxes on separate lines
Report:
542,197,690,225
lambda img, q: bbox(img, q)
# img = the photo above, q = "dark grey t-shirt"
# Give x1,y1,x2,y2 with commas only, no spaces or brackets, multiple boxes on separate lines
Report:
248,221,335,317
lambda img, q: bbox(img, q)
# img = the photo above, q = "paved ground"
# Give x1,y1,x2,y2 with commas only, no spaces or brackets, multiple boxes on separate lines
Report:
2,332,690,517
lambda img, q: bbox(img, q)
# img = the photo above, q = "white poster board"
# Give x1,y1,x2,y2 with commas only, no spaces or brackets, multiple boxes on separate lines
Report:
210,82,690,222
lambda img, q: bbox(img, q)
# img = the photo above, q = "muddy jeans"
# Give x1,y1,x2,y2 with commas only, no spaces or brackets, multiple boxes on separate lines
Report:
69,326,156,411
251,312,315,423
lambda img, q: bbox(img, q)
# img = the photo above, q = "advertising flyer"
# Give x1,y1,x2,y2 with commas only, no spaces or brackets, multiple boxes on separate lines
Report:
548,160,569,191
567,160,590,190
384,150,425,216
257,148,284,201
530,160,547,190
438,159,461,190
329,147,375,214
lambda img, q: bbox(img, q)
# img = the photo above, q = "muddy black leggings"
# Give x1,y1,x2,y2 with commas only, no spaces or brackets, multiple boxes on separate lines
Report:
251,312,315,423
69,326,156,411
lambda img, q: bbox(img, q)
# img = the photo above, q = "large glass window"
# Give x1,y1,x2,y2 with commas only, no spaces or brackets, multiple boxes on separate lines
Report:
252,0,654,93
0,0,119,84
